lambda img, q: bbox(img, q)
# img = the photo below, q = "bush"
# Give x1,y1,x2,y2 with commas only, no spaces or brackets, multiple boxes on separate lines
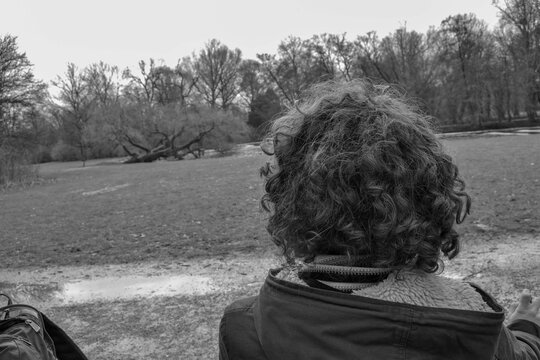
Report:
50,141,80,162
213,139,235,155
88,140,124,159
0,147,38,187
33,145,53,164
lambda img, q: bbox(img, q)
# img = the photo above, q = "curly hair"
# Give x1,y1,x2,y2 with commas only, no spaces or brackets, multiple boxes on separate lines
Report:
260,80,471,273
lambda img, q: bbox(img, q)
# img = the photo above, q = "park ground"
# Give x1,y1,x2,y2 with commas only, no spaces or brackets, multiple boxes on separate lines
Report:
0,133,539,359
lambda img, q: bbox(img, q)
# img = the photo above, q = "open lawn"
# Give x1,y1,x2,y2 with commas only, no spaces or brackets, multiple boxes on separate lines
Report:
1,135,539,267
0,134,539,359
0,150,271,267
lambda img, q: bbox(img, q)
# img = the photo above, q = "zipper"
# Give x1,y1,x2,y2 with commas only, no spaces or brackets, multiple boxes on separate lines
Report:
313,254,374,266
300,263,391,276
25,319,41,333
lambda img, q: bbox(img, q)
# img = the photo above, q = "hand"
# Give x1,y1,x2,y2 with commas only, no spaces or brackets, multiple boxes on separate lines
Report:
508,290,540,327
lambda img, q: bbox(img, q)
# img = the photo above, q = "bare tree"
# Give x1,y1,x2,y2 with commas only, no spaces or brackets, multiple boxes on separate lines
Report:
174,57,199,106
493,25,523,121
150,62,198,106
86,61,121,108
356,28,439,106
310,33,356,81
52,63,95,166
356,32,391,82
238,59,268,109
122,59,160,105
494,0,540,121
193,39,242,109
258,36,327,106
0,34,45,144
439,14,492,125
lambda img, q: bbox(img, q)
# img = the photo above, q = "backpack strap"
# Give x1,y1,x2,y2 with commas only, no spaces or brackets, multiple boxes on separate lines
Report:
0,293,13,306
0,294,14,320
41,313,89,360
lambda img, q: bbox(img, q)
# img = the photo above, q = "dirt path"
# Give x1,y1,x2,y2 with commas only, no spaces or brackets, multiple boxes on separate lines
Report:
0,233,538,359
2,234,537,307
0,254,281,308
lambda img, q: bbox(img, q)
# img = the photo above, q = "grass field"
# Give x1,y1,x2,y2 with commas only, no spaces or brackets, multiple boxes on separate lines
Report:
0,135,538,267
0,150,271,267
0,134,539,359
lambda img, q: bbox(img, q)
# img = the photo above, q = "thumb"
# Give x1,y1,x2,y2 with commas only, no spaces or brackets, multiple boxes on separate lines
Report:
519,290,532,307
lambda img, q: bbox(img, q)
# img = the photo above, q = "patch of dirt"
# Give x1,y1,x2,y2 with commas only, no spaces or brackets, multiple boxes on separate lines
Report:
0,254,281,309
81,183,131,196
445,234,540,308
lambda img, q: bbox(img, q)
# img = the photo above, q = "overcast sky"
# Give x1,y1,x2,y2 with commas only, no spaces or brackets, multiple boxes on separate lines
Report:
4,0,501,84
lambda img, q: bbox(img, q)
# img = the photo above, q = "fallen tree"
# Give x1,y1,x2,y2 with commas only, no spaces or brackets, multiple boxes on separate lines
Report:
105,102,246,163
121,123,214,163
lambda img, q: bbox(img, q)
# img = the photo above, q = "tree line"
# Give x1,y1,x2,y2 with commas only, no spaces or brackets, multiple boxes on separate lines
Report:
1,0,539,182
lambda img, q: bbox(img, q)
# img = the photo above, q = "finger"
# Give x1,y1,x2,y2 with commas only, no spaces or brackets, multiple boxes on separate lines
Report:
508,303,518,314
520,290,532,307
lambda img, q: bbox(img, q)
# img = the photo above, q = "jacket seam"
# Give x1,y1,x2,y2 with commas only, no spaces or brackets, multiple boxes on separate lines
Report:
223,305,254,315
397,307,414,360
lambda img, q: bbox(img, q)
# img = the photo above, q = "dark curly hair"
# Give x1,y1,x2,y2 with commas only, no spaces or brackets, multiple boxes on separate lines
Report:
260,80,471,273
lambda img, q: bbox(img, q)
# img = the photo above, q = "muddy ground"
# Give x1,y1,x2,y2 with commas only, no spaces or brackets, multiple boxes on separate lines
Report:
0,233,538,359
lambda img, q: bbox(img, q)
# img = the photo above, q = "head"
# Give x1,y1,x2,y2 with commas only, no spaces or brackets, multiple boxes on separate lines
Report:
260,80,470,273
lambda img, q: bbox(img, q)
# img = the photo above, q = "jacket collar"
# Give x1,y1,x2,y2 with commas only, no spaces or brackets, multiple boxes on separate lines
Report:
252,269,504,360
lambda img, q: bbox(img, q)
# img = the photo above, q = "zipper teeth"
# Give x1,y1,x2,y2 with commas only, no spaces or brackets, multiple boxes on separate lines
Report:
318,280,377,291
300,264,391,276
314,255,373,266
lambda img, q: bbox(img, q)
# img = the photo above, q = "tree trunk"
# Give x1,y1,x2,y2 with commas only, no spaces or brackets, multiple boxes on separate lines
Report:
124,148,172,163
123,124,215,164
79,142,87,167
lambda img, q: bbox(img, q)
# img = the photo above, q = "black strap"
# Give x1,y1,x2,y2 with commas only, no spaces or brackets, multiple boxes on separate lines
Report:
42,313,89,360
0,294,14,320
0,293,13,306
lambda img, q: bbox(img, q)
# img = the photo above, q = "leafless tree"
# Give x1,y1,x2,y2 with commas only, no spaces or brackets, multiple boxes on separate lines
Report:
0,34,45,144
494,0,540,120
122,59,160,105
52,63,95,166
193,39,242,109
86,61,121,108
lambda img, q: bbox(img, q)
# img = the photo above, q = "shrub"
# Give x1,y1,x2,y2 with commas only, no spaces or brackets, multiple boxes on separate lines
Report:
213,139,235,155
0,147,38,187
33,145,53,164
50,141,80,162
88,140,123,159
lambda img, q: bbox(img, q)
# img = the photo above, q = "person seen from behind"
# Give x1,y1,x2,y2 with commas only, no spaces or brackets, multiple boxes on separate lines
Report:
219,80,540,360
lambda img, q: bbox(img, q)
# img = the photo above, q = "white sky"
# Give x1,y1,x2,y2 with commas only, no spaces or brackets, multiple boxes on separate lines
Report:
3,0,501,84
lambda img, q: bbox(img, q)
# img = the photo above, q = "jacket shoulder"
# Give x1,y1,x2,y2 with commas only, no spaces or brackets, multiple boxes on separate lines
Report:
223,295,258,314
220,296,268,360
